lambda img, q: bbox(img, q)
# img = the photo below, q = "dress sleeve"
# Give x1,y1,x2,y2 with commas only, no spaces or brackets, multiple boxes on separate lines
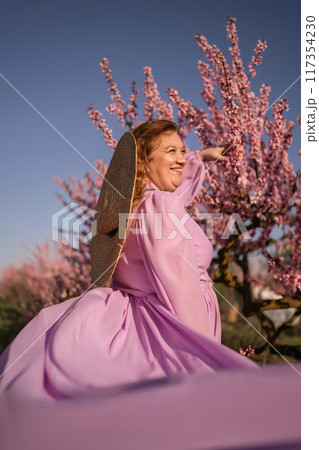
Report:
136,190,211,339
174,150,206,207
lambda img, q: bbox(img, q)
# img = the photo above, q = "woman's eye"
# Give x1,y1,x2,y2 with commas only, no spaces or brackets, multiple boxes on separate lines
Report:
169,149,175,152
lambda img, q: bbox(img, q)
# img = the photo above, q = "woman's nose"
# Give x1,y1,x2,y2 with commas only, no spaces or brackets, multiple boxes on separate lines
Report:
176,152,187,165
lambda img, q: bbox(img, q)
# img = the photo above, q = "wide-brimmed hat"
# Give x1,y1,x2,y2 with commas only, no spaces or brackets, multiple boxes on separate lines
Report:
91,131,137,287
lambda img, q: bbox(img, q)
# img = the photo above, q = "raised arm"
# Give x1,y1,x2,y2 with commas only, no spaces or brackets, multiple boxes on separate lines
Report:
175,143,241,207
174,150,206,207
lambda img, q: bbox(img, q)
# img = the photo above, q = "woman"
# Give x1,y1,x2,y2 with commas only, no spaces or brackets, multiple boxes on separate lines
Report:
0,120,300,449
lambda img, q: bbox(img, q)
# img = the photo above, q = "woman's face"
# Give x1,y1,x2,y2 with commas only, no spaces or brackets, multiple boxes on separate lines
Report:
147,131,187,191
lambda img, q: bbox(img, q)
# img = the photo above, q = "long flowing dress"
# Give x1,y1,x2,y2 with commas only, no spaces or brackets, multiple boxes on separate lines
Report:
0,151,301,450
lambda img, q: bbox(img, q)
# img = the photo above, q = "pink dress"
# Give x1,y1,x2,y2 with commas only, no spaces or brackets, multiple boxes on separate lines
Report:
0,151,300,449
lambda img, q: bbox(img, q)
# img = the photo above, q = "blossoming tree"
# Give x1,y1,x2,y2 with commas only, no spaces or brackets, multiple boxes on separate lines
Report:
0,17,300,359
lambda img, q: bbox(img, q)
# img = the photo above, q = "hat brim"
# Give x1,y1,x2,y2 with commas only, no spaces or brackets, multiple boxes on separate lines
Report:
91,131,137,287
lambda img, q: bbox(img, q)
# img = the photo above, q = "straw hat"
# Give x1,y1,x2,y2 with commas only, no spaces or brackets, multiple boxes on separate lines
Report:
91,131,137,287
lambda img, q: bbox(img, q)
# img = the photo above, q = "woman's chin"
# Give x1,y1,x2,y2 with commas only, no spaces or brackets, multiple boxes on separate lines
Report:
153,176,182,192
170,179,182,191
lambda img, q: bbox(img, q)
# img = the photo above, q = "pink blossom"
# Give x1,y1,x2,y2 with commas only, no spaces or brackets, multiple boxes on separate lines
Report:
248,345,255,354
239,345,255,357
143,66,173,121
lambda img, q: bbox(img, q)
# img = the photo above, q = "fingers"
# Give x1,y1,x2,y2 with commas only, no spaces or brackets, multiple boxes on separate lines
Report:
223,142,245,152
218,143,245,164
220,147,245,164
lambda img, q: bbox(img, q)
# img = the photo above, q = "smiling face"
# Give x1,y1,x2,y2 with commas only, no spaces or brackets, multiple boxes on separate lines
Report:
146,131,187,191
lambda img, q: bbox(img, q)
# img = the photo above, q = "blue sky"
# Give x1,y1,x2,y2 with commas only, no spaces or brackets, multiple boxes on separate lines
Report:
0,0,300,273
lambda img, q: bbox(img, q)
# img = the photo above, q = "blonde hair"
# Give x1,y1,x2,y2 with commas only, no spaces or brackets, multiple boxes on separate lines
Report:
131,120,179,212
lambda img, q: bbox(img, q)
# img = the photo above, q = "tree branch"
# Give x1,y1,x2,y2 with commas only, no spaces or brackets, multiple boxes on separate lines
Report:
257,297,301,311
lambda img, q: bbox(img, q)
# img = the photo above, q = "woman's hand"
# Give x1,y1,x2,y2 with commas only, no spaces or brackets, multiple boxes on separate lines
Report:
199,142,245,163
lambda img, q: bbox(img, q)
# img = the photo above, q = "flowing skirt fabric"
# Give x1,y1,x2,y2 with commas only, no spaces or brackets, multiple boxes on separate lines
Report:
0,286,300,449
